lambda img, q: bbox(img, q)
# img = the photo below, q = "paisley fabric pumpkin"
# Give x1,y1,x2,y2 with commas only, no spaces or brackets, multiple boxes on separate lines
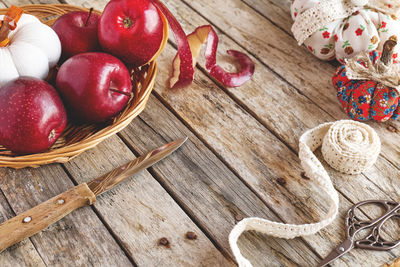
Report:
291,0,400,63
333,44,400,122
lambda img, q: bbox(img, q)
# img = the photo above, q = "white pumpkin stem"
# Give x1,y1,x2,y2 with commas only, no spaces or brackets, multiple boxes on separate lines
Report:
0,21,10,46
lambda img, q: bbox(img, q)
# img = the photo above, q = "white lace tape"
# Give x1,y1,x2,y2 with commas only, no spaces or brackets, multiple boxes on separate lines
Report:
229,120,380,266
322,120,381,174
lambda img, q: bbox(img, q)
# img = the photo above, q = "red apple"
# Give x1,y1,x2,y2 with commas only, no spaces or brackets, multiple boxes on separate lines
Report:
0,77,67,155
98,0,168,66
56,52,132,123
52,9,100,60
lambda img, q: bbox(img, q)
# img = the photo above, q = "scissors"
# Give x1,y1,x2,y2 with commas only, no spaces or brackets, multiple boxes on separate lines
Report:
318,200,400,266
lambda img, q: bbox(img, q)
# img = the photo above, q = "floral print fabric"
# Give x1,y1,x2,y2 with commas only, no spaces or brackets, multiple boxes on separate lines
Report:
333,51,400,122
291,1,400,62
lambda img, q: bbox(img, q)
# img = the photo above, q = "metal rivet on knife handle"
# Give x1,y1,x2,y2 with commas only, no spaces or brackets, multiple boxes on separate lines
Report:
22,217,32,223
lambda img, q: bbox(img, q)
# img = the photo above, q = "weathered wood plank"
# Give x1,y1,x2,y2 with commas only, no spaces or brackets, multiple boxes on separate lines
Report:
120,95,322,266
176,0,400,249
168,0,400,224
63,135,232,266
240,0,293,34
0,165,132,266
140,40,399,265
1,0,31,7
183,0,400,173
1,1,398,266
163,0,400,261
57,0,322,264
0,191,46,267
0,1,129,266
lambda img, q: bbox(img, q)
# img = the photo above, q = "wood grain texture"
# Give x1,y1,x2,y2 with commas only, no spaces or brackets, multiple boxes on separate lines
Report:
119,95,323,266
0,183,95,254
149,41,399,266
187,0,400,177
0,192,46,267
0,0,399,266
169,0,400,234
0,165,132,266
63,135,232,266
164,0,400,264
242,0,293,34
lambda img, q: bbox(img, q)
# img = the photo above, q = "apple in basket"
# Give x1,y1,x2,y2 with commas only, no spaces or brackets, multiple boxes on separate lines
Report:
52,9,100,60
56,52,132,123
0,77,67,155
98,0,168,67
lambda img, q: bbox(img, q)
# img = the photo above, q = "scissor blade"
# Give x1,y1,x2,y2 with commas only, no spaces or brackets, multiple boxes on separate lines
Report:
317,239,354,267
87,137,187,196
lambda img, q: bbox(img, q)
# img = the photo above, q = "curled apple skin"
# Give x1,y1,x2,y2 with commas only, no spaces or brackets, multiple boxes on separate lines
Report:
168,25,255,88
150,0,194,88
209,50,255,87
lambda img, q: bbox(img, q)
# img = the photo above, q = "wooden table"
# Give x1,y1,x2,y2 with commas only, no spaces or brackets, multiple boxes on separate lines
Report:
1,0,400,266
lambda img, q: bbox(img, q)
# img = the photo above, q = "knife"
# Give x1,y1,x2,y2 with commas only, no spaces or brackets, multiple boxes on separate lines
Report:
0,137,187,253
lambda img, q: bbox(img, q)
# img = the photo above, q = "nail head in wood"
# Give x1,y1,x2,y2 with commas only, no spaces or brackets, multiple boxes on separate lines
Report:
277,177,287,186
185,231,197,240
57,199,65,205
235,214,243,221
158,237,170,248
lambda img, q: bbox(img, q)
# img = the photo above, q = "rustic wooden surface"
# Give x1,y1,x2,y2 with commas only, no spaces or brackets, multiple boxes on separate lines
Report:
0,0,400,266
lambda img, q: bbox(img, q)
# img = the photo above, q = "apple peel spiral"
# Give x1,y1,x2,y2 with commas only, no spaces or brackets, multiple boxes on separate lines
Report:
151,0,255,89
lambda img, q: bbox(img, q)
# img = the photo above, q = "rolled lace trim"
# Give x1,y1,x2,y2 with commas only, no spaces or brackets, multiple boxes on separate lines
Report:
228,120,381,267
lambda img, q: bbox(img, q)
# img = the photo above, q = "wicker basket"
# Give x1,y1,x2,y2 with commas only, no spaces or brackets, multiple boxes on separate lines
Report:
0,4,157,169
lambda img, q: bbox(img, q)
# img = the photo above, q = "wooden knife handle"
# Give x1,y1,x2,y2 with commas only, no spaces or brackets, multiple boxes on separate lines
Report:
0,183,96,253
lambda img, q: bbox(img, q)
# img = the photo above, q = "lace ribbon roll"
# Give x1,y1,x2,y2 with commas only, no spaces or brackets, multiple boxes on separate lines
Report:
322,120,381,174
229,120,381,267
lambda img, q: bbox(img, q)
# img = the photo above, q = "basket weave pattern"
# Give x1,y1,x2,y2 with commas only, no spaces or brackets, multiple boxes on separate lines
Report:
0,4,157,169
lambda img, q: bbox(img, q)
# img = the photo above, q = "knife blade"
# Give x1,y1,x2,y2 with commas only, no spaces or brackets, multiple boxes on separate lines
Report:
0,137,187,253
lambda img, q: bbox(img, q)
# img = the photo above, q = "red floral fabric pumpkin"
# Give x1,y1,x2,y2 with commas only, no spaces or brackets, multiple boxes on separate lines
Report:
332,41,400,122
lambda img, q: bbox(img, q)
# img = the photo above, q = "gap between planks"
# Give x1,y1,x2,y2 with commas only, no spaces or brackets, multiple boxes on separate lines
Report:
0,1,132,265
3,0,397,265
60,164,139,267
152,2,394,261
175,0,400,211
117,130,234,262
0,0,238,265
146,1,400,264
234,0,400,172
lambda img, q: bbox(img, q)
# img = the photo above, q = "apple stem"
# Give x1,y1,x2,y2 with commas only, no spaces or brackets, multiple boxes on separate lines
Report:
84,8,94,27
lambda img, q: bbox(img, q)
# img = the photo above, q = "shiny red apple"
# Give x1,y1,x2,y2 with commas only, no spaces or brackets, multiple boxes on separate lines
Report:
56,52,132,123
53,9,100,60
0,77,67,155
98,0,168,66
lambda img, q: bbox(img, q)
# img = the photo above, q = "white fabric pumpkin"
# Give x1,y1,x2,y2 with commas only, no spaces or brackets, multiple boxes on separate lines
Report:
0,14,61,86
291,0,400,63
